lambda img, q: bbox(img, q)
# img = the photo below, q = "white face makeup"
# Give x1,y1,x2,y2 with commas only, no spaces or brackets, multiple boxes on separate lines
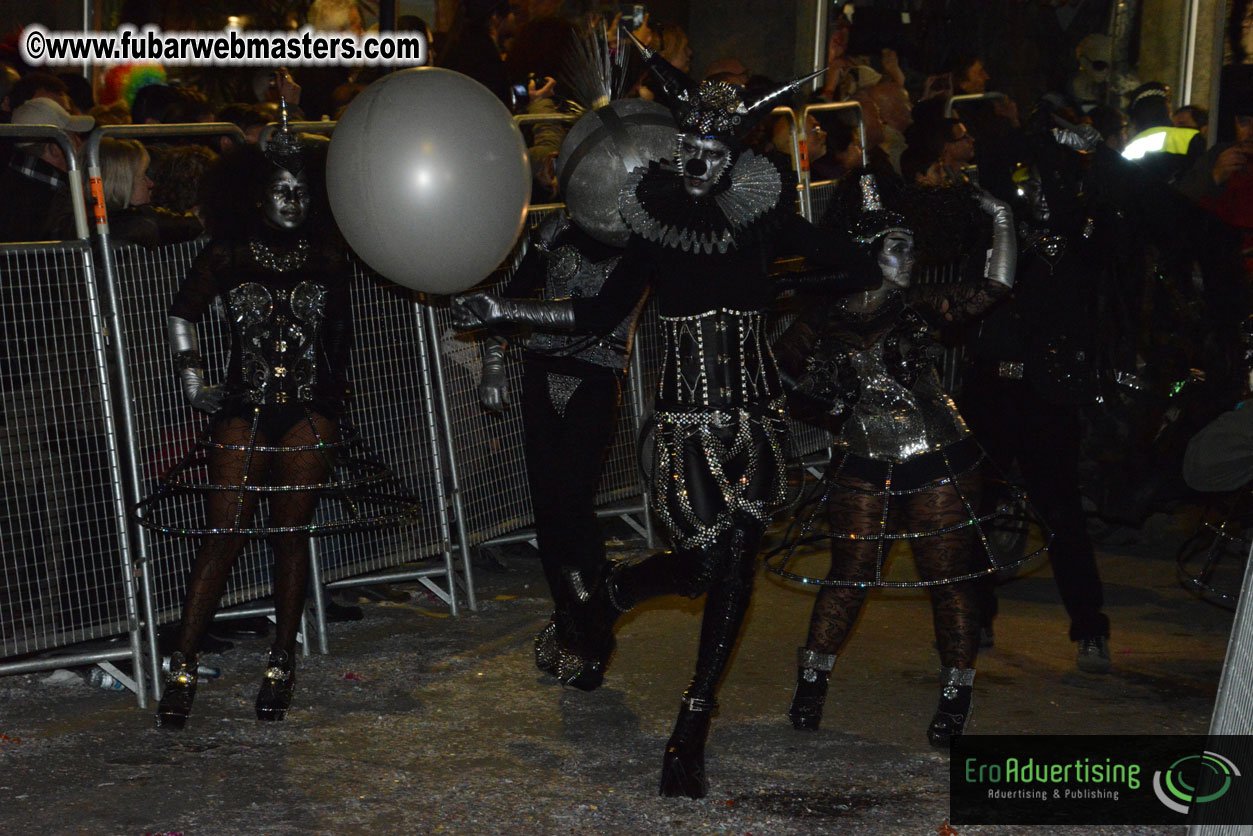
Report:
877,230,915,289
676,135,732,198
261,168,311,230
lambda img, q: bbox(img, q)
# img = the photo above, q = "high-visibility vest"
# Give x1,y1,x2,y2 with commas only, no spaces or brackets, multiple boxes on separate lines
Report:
1122,125,1199,161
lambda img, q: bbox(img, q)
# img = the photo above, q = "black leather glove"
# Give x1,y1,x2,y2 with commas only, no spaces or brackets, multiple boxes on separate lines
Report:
450,292,576,331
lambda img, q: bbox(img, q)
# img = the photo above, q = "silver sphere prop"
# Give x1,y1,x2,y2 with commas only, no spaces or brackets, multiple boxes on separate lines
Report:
327,68,531,295
555,99,676,246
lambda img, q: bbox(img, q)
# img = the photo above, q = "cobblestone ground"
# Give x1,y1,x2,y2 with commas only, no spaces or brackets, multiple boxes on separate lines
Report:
0,510,1234,835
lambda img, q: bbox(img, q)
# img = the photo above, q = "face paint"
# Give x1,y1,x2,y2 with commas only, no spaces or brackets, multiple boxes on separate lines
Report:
261,168,311,230
676,135,732,198
1016,168,1050,224
877,230,915,289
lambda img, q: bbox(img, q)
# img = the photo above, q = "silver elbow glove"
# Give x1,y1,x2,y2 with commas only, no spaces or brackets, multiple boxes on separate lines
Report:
479,336,509,413
168,315,223,413
450,292,576,331
977,190,1017,289
1051,114,1102,153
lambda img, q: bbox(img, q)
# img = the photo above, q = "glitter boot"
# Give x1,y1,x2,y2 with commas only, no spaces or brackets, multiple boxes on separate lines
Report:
788,647,836,730
927,666,975,747
155,651,199,729
255,647,296,721
659,696,714,798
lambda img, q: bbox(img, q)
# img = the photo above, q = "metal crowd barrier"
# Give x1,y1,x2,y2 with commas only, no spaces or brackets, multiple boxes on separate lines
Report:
0,123,145,701
946,91,1007,119
1187,539,1253,835
0,121,473,705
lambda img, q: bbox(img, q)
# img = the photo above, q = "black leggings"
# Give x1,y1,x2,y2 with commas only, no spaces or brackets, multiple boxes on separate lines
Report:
520,360,622,645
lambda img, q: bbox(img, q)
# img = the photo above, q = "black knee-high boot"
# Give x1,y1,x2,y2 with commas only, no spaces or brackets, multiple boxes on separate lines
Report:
660,523,761,798
571,546,713,687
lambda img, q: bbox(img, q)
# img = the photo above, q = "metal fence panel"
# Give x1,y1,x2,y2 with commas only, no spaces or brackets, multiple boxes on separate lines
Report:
1188,541,1253,836
0,243,132,658
313,264,451,584
111,240,274,625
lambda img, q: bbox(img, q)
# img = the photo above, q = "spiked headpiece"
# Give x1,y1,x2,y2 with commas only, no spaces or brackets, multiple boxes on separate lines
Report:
847,172,911,244
623,28,823,147
263,86,304,174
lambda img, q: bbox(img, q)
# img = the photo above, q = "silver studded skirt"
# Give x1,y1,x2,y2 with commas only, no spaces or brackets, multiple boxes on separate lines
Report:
649,398,791,550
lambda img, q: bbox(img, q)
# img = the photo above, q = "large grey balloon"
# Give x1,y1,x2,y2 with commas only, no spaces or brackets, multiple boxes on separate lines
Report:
555,99,676,247
327,68,530,294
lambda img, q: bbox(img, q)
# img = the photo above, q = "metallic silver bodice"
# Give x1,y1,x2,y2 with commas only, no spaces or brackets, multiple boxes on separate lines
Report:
657,308,781,408
227,280,327,405
838,340,969,462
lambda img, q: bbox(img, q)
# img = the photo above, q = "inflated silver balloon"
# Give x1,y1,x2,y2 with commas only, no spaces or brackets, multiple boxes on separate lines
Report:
327,68,531,295
555,99,676,246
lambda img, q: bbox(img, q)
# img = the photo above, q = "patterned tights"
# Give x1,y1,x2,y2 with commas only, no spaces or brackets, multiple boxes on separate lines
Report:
804,470,982,669
176,410,337,658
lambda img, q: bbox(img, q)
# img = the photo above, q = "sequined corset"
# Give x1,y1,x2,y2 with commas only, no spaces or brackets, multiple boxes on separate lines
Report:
526,243,636,370
839,340,969,462
657,308,781,409
226,280,328,405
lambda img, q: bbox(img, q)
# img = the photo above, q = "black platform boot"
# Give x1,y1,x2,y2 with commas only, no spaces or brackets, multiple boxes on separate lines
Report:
535,564,617,691
927,666,975,747
659,695,715,798
537,614,615,692
255,647,296,721
789,647,836,731
155,651,199,729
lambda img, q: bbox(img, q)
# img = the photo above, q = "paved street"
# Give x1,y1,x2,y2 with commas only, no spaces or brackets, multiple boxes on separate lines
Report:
0,510,1234,835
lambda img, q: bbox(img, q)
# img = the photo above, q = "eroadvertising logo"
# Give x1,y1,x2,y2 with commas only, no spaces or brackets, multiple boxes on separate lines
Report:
949,735,1253,826
1151,751,1240,815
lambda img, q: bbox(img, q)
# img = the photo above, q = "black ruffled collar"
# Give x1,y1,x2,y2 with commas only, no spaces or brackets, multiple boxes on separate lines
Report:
617,152,794,254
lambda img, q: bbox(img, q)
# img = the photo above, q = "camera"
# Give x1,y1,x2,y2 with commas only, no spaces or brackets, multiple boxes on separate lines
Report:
619,3,646,30
510,74,536,112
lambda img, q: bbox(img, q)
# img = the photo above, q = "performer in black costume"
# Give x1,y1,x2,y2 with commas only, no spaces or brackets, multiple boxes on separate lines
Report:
768,170,1026,747
139,118,417,728
961,111,1246,671
959,130,1113,673
451,34,875,798
472,24,657,691
481,211,644,690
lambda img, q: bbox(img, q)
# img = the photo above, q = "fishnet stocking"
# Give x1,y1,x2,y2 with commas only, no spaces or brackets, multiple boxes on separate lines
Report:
176,409,338,657
804,470,982,668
